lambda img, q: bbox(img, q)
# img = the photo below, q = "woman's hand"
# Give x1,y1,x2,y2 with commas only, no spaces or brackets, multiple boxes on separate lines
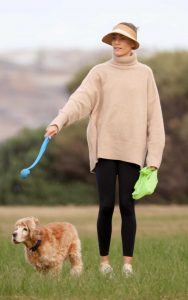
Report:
45,125,58,138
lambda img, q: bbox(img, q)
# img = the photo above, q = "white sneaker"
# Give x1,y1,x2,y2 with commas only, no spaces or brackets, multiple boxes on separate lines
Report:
122,263,134,277
99,262,113,275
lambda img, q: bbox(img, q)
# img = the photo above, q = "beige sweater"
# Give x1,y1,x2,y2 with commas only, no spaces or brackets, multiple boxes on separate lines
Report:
49,52,165,173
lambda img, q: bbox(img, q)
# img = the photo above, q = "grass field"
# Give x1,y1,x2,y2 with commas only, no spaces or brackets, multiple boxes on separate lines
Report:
0,205,188,300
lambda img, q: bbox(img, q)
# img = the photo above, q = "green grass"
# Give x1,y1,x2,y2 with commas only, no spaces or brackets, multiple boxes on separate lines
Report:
0,206,188,300
0,236,188,300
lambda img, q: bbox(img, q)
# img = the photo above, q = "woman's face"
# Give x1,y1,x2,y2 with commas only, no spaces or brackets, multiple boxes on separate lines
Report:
111,33,134,57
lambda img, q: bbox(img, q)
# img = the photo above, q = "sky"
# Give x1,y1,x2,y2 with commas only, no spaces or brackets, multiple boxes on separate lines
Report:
0,0,187,52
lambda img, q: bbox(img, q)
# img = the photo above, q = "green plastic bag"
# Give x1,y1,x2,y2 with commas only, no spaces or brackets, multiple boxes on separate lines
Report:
132,167,158,200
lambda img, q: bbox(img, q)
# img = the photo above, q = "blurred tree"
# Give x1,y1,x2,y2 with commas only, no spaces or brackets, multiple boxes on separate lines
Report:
0,127,97,205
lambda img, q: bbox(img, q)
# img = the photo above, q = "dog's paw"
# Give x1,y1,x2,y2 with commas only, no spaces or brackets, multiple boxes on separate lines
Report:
70,266,83,276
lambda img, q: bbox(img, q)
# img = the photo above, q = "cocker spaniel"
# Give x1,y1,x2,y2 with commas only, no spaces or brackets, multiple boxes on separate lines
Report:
12,216,83,276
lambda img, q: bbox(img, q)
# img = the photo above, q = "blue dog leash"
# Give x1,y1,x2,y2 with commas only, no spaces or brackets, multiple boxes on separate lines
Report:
20,137,50,179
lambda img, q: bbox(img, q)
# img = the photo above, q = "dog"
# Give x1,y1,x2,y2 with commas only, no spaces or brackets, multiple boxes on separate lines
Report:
12,216,83,276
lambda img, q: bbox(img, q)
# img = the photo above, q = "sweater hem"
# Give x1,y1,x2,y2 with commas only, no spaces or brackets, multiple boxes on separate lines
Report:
90,155,145,174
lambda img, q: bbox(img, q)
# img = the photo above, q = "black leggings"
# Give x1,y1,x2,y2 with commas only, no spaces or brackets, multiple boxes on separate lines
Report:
95,158,140,257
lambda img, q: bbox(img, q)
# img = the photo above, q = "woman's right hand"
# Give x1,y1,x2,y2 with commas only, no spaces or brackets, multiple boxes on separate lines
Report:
45,125,58,138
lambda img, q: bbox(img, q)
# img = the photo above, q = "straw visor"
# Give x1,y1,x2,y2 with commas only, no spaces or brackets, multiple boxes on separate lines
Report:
102,23,139,49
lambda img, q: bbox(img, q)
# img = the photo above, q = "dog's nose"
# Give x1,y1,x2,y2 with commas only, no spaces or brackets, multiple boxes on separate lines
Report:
12,232,17,238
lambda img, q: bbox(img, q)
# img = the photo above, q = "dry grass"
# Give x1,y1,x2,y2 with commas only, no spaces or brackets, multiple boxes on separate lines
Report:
1,204,188,239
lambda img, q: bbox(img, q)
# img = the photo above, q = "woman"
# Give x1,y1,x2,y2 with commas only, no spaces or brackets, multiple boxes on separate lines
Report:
45,22,165,277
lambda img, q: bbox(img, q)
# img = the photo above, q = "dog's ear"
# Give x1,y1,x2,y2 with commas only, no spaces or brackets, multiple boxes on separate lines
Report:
31,217,39,226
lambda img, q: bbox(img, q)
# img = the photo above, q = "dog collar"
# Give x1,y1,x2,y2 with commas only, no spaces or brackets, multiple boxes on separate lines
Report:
30,240,42,252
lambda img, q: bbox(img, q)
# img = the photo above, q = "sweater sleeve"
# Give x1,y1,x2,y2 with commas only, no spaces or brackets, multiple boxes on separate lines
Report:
146,68,165,169
48,67,100,131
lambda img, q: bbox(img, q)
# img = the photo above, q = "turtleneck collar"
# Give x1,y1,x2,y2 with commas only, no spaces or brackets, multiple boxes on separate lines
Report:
109,51,138,69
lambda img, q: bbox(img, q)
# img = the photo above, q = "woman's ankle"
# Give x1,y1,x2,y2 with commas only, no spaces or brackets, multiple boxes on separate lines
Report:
123,256,133,265
100,255,109,264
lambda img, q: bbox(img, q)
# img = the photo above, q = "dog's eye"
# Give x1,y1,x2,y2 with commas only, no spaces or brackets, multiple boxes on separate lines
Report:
23,228,28,231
